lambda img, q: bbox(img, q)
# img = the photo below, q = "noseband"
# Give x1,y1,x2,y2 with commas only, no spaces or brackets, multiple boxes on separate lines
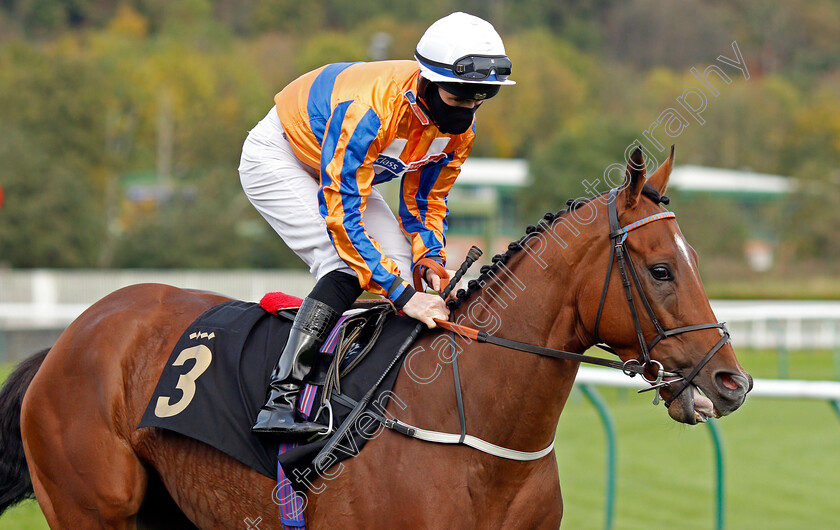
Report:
592,188,730,407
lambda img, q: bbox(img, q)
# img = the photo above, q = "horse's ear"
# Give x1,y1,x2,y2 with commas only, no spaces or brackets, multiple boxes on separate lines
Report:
647,145,675,196
623,146,647,208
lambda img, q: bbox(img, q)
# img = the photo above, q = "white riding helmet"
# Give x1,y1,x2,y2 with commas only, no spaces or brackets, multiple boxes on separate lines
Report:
415,12,515,86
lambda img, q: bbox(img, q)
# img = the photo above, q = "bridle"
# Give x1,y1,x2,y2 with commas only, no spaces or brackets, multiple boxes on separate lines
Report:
592,188,730,407
437,187,730,408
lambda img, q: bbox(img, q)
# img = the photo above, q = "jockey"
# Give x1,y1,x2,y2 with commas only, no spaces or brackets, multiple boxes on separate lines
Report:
239,12,515,436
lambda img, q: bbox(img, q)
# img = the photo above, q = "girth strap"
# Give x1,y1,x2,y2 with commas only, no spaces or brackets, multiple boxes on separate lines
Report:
331,393,556,462
388,422,556,461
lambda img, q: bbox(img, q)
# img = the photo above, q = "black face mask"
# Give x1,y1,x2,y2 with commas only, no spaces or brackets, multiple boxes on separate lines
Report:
421,84,477,135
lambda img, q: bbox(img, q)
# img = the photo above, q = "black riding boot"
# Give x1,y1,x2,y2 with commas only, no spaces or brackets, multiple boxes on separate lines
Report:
252,297,340,435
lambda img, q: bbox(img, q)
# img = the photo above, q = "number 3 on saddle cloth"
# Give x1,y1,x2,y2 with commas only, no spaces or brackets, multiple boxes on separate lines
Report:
138,293,420,526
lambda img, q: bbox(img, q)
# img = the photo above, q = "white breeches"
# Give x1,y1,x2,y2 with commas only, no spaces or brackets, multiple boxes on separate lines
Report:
238,107,412,282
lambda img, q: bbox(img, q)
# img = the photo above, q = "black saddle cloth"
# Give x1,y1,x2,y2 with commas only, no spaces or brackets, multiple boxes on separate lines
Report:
138,300,419,480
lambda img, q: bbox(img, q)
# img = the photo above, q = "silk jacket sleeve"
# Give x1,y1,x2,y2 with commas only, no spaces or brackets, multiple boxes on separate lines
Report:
399,136,473,269
317,100,412,304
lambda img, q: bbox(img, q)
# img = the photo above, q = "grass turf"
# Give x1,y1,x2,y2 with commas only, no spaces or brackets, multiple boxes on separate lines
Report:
1,349,838,528
557,387,840,528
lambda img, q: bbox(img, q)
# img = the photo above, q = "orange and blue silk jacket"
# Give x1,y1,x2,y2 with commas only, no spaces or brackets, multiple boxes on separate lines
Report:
275,60,475,306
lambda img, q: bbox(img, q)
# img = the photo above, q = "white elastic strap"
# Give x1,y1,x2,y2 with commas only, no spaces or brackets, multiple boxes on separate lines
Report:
398,424,556,461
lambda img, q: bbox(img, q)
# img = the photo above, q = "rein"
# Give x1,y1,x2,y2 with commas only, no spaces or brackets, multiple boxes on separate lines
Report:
433,320,649,374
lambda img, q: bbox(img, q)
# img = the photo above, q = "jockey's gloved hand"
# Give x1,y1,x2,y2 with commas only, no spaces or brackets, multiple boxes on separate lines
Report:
401,291,450,328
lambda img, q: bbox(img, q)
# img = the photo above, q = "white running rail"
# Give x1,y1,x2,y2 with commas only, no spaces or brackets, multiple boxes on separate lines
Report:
576,366,840,400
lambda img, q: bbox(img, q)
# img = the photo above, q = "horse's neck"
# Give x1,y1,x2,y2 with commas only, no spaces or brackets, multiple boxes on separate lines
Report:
450,228,598,450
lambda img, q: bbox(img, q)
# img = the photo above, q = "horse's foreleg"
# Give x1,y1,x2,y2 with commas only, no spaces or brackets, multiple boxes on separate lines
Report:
502,457,563,529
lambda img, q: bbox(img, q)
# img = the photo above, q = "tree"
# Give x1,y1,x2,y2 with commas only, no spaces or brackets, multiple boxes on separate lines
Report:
112,167,305,268
522,115,642,217
0,43,107,267
0,125,105,267
471,29,594,158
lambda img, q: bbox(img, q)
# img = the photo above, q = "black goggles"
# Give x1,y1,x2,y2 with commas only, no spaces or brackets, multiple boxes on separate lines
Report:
416,51,512,81
436,81,500,101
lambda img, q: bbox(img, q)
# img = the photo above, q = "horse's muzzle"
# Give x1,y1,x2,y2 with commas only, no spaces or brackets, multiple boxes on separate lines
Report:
666,368,751,424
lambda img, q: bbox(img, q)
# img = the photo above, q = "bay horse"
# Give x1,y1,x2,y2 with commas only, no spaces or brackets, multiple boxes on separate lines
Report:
0,148,751,528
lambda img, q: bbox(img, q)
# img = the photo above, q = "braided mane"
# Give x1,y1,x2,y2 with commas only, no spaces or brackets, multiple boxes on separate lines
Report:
447,184,669,309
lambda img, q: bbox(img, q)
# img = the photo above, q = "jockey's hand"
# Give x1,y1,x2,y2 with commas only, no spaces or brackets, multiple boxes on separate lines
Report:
401,291,450,328
425,268,458,293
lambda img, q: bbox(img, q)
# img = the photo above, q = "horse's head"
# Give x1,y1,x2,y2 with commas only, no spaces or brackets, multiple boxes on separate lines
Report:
580,146,751,424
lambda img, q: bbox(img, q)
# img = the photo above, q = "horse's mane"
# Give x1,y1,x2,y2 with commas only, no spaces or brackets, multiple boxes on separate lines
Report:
447,184,669,309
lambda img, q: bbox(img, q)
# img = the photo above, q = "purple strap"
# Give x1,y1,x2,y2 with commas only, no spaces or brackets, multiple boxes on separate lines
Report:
276,316,349,528
276,444,305,529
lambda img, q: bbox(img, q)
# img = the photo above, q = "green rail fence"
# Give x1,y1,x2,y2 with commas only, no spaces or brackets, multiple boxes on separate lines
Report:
579,385,617,530
573,368,840,530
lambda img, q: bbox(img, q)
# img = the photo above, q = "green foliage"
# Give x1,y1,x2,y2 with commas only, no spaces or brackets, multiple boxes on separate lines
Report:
785,183,840,260
250,0,328,34
0,45,108,267
111,168,305,269
112,183,244,269
604,0,733,70
292,31,368,73
522,116,642,215
0,127,105,267
666,192,752,259
473,29,594,158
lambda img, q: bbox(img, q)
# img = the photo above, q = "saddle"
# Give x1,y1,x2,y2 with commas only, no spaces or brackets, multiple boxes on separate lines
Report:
309,303,391,399
138,294,419,480
261,292,394,403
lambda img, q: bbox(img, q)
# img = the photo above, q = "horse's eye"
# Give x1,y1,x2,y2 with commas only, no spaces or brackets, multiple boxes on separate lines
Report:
650,265,673,281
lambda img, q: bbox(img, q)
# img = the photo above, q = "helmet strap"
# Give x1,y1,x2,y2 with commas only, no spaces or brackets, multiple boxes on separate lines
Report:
416,76,437,126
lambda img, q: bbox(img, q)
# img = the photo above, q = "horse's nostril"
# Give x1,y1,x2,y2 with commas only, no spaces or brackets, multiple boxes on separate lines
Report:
716,371,750,394
720,373,739,391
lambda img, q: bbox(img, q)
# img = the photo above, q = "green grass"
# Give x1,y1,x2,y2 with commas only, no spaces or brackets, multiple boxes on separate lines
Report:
557,389,840,529
0,363,13,383
706,279,840,300
700,262,840,301
737,348,840,381
557,348,840,529
1,350,839,529
0,500,49,530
